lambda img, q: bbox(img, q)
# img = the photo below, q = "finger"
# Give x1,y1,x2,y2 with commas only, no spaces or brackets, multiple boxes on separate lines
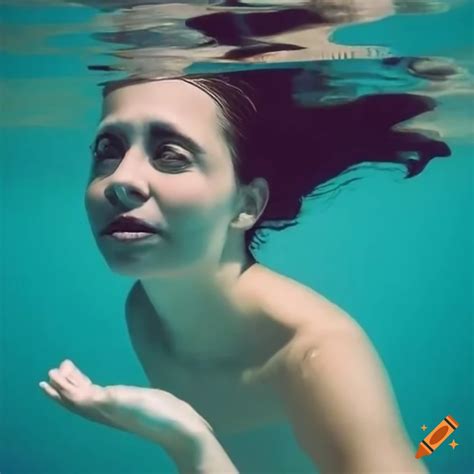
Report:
39,381,64,403
49,368,76,394
59,360,77,384
60,359,91,386
59,360,82,386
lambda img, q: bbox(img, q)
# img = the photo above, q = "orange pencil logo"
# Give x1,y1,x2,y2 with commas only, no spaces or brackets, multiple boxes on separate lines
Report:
415,415,459,459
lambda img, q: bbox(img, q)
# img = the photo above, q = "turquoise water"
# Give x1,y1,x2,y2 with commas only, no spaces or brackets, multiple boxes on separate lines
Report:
1,1,473,473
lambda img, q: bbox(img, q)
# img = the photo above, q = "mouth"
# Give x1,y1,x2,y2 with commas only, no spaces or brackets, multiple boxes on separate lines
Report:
103,231,160,243
101,214,162,236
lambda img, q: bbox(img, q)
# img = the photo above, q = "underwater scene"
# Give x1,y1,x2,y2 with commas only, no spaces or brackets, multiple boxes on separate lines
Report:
1,1,473,473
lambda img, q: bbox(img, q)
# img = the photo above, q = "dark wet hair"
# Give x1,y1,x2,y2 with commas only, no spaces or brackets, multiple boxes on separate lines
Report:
101,67,451,253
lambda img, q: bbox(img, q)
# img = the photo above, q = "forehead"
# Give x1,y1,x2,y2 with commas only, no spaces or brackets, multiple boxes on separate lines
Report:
100,79,226,152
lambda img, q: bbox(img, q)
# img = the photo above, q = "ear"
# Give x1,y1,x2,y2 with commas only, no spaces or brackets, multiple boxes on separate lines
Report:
230,177,269,231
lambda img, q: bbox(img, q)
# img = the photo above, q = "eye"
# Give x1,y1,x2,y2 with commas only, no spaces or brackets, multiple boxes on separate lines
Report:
91,134,125,161
156,144,192,167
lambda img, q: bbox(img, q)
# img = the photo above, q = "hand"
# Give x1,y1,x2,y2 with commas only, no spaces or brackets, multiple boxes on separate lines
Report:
39,359,213,457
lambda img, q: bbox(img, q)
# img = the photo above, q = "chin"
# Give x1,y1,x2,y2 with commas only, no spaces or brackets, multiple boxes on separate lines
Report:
104,261,158,278
102,255,178,279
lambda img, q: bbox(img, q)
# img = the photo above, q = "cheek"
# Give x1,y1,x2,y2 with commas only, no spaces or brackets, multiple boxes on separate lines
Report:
162,171,231,206
159,176,235,230
84,184,102,219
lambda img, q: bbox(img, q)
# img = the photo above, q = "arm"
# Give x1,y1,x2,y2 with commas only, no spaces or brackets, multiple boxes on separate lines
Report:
169,428,239,474
284,328,426,473
40,360,239,474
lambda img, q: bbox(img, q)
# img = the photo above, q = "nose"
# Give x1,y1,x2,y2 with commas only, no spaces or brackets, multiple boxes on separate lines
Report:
102,144,152,210
105,183,144,210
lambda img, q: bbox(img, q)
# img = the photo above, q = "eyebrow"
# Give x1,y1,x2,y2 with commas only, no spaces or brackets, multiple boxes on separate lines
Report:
95,120,206,156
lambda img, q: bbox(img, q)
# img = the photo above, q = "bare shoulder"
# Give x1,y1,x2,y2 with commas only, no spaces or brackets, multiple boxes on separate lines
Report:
245,271,419,473
241,264,367,386
245,263,364,338
241,270,419,473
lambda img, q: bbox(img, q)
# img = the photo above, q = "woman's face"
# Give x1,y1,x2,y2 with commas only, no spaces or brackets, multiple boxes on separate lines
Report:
84,79,241,277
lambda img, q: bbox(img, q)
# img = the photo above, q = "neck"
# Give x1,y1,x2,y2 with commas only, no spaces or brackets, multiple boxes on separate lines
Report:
139,243,258,368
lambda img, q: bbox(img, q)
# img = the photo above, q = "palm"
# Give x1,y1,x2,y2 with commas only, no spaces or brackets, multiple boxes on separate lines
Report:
39,360,212,445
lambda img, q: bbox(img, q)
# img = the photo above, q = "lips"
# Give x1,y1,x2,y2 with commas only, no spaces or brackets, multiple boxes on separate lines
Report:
101,215,160,235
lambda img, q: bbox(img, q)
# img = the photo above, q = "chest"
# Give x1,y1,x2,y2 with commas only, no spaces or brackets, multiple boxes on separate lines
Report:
136,344,317,471
141,348,287,434
127,283,295,434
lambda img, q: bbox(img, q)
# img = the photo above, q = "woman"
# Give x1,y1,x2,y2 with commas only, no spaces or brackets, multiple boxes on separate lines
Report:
39,68,449,473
